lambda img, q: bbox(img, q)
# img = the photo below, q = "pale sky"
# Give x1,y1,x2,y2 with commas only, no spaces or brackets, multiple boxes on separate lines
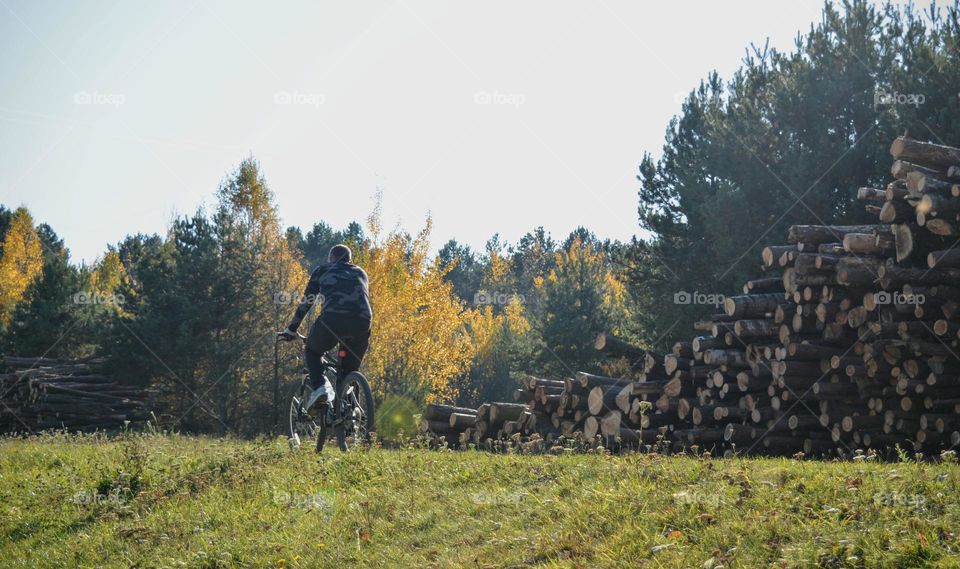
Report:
1,1,865,264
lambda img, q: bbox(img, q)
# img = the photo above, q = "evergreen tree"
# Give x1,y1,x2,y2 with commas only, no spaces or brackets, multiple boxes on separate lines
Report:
537,235,629,375
629,0,960,346
292,220,366,269
437,239,483,303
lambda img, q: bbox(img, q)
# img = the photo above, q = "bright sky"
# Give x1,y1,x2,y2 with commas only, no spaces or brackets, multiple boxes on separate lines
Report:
1,1,860,264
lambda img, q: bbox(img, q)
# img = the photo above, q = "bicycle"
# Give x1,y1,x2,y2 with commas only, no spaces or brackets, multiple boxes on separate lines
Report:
281,332,375,452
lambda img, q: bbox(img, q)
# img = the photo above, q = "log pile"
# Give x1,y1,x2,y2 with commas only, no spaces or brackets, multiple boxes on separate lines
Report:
0,356,148,432
421,346,672,450
422,136,960,457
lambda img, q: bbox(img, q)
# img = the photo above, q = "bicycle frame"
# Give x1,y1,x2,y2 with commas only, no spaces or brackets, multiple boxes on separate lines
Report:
286,335,349,420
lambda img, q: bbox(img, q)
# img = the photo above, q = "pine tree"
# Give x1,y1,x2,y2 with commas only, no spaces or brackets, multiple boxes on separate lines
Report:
537,235,629,375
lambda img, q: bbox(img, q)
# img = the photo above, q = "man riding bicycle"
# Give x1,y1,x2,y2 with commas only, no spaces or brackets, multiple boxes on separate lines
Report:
277,244,372,412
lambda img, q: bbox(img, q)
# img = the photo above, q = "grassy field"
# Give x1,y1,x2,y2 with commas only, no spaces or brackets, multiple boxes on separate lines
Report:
1,434,960,568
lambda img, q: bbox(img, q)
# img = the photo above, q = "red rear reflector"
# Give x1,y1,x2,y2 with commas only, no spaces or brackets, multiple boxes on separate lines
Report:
339,350,347,358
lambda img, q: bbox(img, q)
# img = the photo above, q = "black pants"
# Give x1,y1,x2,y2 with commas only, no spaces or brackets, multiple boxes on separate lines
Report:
304,314,371,390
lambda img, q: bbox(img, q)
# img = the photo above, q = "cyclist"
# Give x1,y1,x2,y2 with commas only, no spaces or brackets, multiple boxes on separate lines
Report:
277,244,372,412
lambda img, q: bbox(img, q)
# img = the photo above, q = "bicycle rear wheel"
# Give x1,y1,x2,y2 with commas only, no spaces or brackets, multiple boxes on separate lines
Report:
335,372,375,451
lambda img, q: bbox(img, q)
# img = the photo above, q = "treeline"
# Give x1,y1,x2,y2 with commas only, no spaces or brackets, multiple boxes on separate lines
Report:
0,168,634,435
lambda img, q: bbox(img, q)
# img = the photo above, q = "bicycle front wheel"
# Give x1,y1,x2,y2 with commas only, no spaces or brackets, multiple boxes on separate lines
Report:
335,372,375,451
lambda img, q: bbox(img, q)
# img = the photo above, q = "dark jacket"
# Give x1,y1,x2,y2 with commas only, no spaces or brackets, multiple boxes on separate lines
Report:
287,260,372,332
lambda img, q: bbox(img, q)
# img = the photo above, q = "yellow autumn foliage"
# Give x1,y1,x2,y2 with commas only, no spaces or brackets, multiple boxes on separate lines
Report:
463,300,530,364
541,237,629,326
0,208,43,327
88,251,126,295
355,205,472,402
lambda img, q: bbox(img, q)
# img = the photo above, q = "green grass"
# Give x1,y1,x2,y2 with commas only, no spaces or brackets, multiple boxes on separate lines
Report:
1,434,960,568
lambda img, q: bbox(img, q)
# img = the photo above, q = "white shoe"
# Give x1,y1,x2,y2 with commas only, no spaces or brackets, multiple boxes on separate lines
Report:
305,380,335,410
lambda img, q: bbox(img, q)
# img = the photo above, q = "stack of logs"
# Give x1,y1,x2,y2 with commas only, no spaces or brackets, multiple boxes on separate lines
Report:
420,335,673,449
0,356,148,432
421,136,960,457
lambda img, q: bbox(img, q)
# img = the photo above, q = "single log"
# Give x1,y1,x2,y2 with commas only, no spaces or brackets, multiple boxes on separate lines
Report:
733,319,778,339
663,355,692,375
672,341,694,358
857,187,887,202
782,267,835,294
489,402,526,424
422,404,477,422
526,376,565,391
724,294,787,318
593,333,646,362
891,160,951,181
761,246,797,269
420,419,452,433
890,137,960,170
663,377,684,398
614,384,634,414
879,259,960,287
788,224,891,246
587,385,622,416
906,171,956,196
692,335,723,353
918,193,960,216
598,411,623,438
576,372,631,390
925,218,958,236
879,200,915,223
743,277,786,294
514,389,533,403
642,352,667,375
928,248,960,269
703,349,748,367
449,412,477,429
842,233,891,256
583,416,600,439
